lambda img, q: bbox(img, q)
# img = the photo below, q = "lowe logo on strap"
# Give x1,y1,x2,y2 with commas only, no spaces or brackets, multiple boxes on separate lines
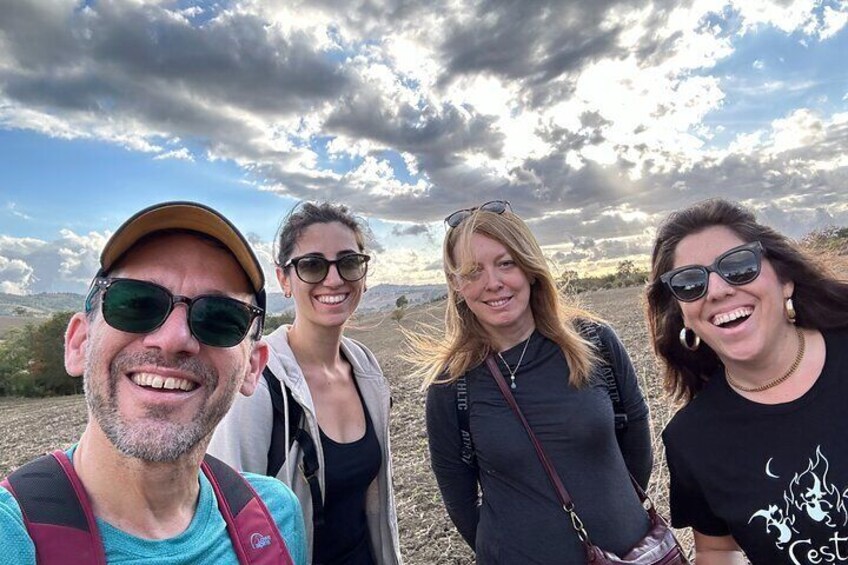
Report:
250,532,272,549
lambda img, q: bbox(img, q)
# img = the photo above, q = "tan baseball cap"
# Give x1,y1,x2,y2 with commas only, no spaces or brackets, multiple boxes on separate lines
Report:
99,201,265,302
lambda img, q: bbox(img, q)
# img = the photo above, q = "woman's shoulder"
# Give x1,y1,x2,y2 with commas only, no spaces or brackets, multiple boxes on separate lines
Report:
340,335,383,376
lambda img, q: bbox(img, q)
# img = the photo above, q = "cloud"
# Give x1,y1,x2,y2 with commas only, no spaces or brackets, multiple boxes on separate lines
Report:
5,202,32,220
0,231,106,294
0,255,34,294
390,223,432,245
154,148,194,161
0,0,846,286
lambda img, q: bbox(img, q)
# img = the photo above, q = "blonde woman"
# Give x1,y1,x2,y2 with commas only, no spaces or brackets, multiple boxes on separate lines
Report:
412,201,654,564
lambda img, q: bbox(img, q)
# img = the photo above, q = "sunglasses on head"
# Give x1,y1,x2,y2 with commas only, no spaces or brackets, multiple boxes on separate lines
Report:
444,200,511,228
283,253,370,284
85,277,264,347
661,241,764,302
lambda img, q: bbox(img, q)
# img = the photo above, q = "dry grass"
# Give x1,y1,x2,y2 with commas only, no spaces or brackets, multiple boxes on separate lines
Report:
0,286,691,563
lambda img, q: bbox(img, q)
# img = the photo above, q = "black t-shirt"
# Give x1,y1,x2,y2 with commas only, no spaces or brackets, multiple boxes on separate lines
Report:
312,393,381,565
426,326,654,564
663,329,848,565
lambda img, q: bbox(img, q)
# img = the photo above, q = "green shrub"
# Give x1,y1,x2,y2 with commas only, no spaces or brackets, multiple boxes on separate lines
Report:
264,312,295,334
0,311,79,397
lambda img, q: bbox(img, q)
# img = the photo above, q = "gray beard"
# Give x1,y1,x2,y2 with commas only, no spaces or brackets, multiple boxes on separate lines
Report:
84,351,239,462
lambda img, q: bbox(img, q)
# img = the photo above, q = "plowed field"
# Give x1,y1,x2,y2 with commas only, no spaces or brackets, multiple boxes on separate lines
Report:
0,286,691,563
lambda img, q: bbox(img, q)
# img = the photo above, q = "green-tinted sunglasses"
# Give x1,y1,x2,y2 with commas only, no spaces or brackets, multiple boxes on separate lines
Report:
85,277,263,347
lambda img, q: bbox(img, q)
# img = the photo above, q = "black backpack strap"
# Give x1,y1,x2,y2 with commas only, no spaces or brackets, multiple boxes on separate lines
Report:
263,367,297,478
455,376,476,467
261,366,325,527
202,454,294,565
578,320,629,436
2,450,106,565
292,427,325,526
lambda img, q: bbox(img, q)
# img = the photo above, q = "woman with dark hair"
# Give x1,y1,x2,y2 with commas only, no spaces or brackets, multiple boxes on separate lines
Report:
411,201,654,563
209,202,402,565
647,198,848,564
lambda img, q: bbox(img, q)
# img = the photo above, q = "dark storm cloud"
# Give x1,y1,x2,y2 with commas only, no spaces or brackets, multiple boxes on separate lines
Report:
0,1,349,116
391,224,430,237
0,0,845,259
324,88,505,165
439,1,625,85
758,204,848,239
526,206,652,247
0,0,682,226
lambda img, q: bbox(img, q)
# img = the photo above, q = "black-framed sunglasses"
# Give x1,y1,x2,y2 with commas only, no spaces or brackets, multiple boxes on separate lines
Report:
85,277,264,347
444,200,511,228
660,241,764,302
283,253,370,284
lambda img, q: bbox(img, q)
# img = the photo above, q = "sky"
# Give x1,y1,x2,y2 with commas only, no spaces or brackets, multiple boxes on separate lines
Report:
1,0,847,295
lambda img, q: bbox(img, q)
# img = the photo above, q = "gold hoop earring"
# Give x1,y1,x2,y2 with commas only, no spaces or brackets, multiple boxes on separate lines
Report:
785,297,797,324
679,327,700,351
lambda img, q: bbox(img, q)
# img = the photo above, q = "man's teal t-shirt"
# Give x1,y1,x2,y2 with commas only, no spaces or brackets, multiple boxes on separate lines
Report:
0,449,307,564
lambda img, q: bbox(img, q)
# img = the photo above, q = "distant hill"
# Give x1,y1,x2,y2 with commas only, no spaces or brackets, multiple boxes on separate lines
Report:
255,283,447,314
0,293,82,317
0,283,447,317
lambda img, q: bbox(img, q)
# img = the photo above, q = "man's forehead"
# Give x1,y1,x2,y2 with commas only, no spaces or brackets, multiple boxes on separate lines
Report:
110,230,254,296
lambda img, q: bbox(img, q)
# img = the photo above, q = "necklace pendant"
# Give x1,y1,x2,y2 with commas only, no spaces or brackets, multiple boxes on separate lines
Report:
510,377,517,389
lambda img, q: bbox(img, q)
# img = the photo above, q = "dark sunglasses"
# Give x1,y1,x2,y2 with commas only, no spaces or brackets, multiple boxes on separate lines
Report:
85,277,264,347
660,241,764,302
444,200,511,228
283,253,370,284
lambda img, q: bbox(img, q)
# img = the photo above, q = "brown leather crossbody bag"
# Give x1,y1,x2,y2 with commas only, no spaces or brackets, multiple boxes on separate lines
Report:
485,356,690,565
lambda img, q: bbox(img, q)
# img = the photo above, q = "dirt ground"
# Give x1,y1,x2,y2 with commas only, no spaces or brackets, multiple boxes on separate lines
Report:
0,286,691,563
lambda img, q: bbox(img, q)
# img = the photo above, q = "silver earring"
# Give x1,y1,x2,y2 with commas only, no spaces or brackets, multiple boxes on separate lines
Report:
679,327,700,351
785,297,797,324
284,291,291,298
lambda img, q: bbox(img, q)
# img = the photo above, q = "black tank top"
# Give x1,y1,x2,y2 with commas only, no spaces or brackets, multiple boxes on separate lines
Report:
312,387,381,565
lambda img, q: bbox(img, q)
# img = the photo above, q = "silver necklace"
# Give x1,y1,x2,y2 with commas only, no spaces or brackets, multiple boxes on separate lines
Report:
497,336,531,389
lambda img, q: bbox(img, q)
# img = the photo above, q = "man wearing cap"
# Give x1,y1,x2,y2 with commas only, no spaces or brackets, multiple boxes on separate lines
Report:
0,202,307,564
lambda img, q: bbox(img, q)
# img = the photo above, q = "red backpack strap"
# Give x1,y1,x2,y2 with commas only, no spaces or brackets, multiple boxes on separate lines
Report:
1,450,106,565
202,454,294,565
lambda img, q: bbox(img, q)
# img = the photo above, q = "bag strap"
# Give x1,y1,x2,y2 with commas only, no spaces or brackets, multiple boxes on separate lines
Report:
262,366,325,527
202,454,294,565
1,450,107,565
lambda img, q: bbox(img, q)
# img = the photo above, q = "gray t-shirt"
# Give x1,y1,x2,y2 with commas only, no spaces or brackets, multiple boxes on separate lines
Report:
426,325,653,564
